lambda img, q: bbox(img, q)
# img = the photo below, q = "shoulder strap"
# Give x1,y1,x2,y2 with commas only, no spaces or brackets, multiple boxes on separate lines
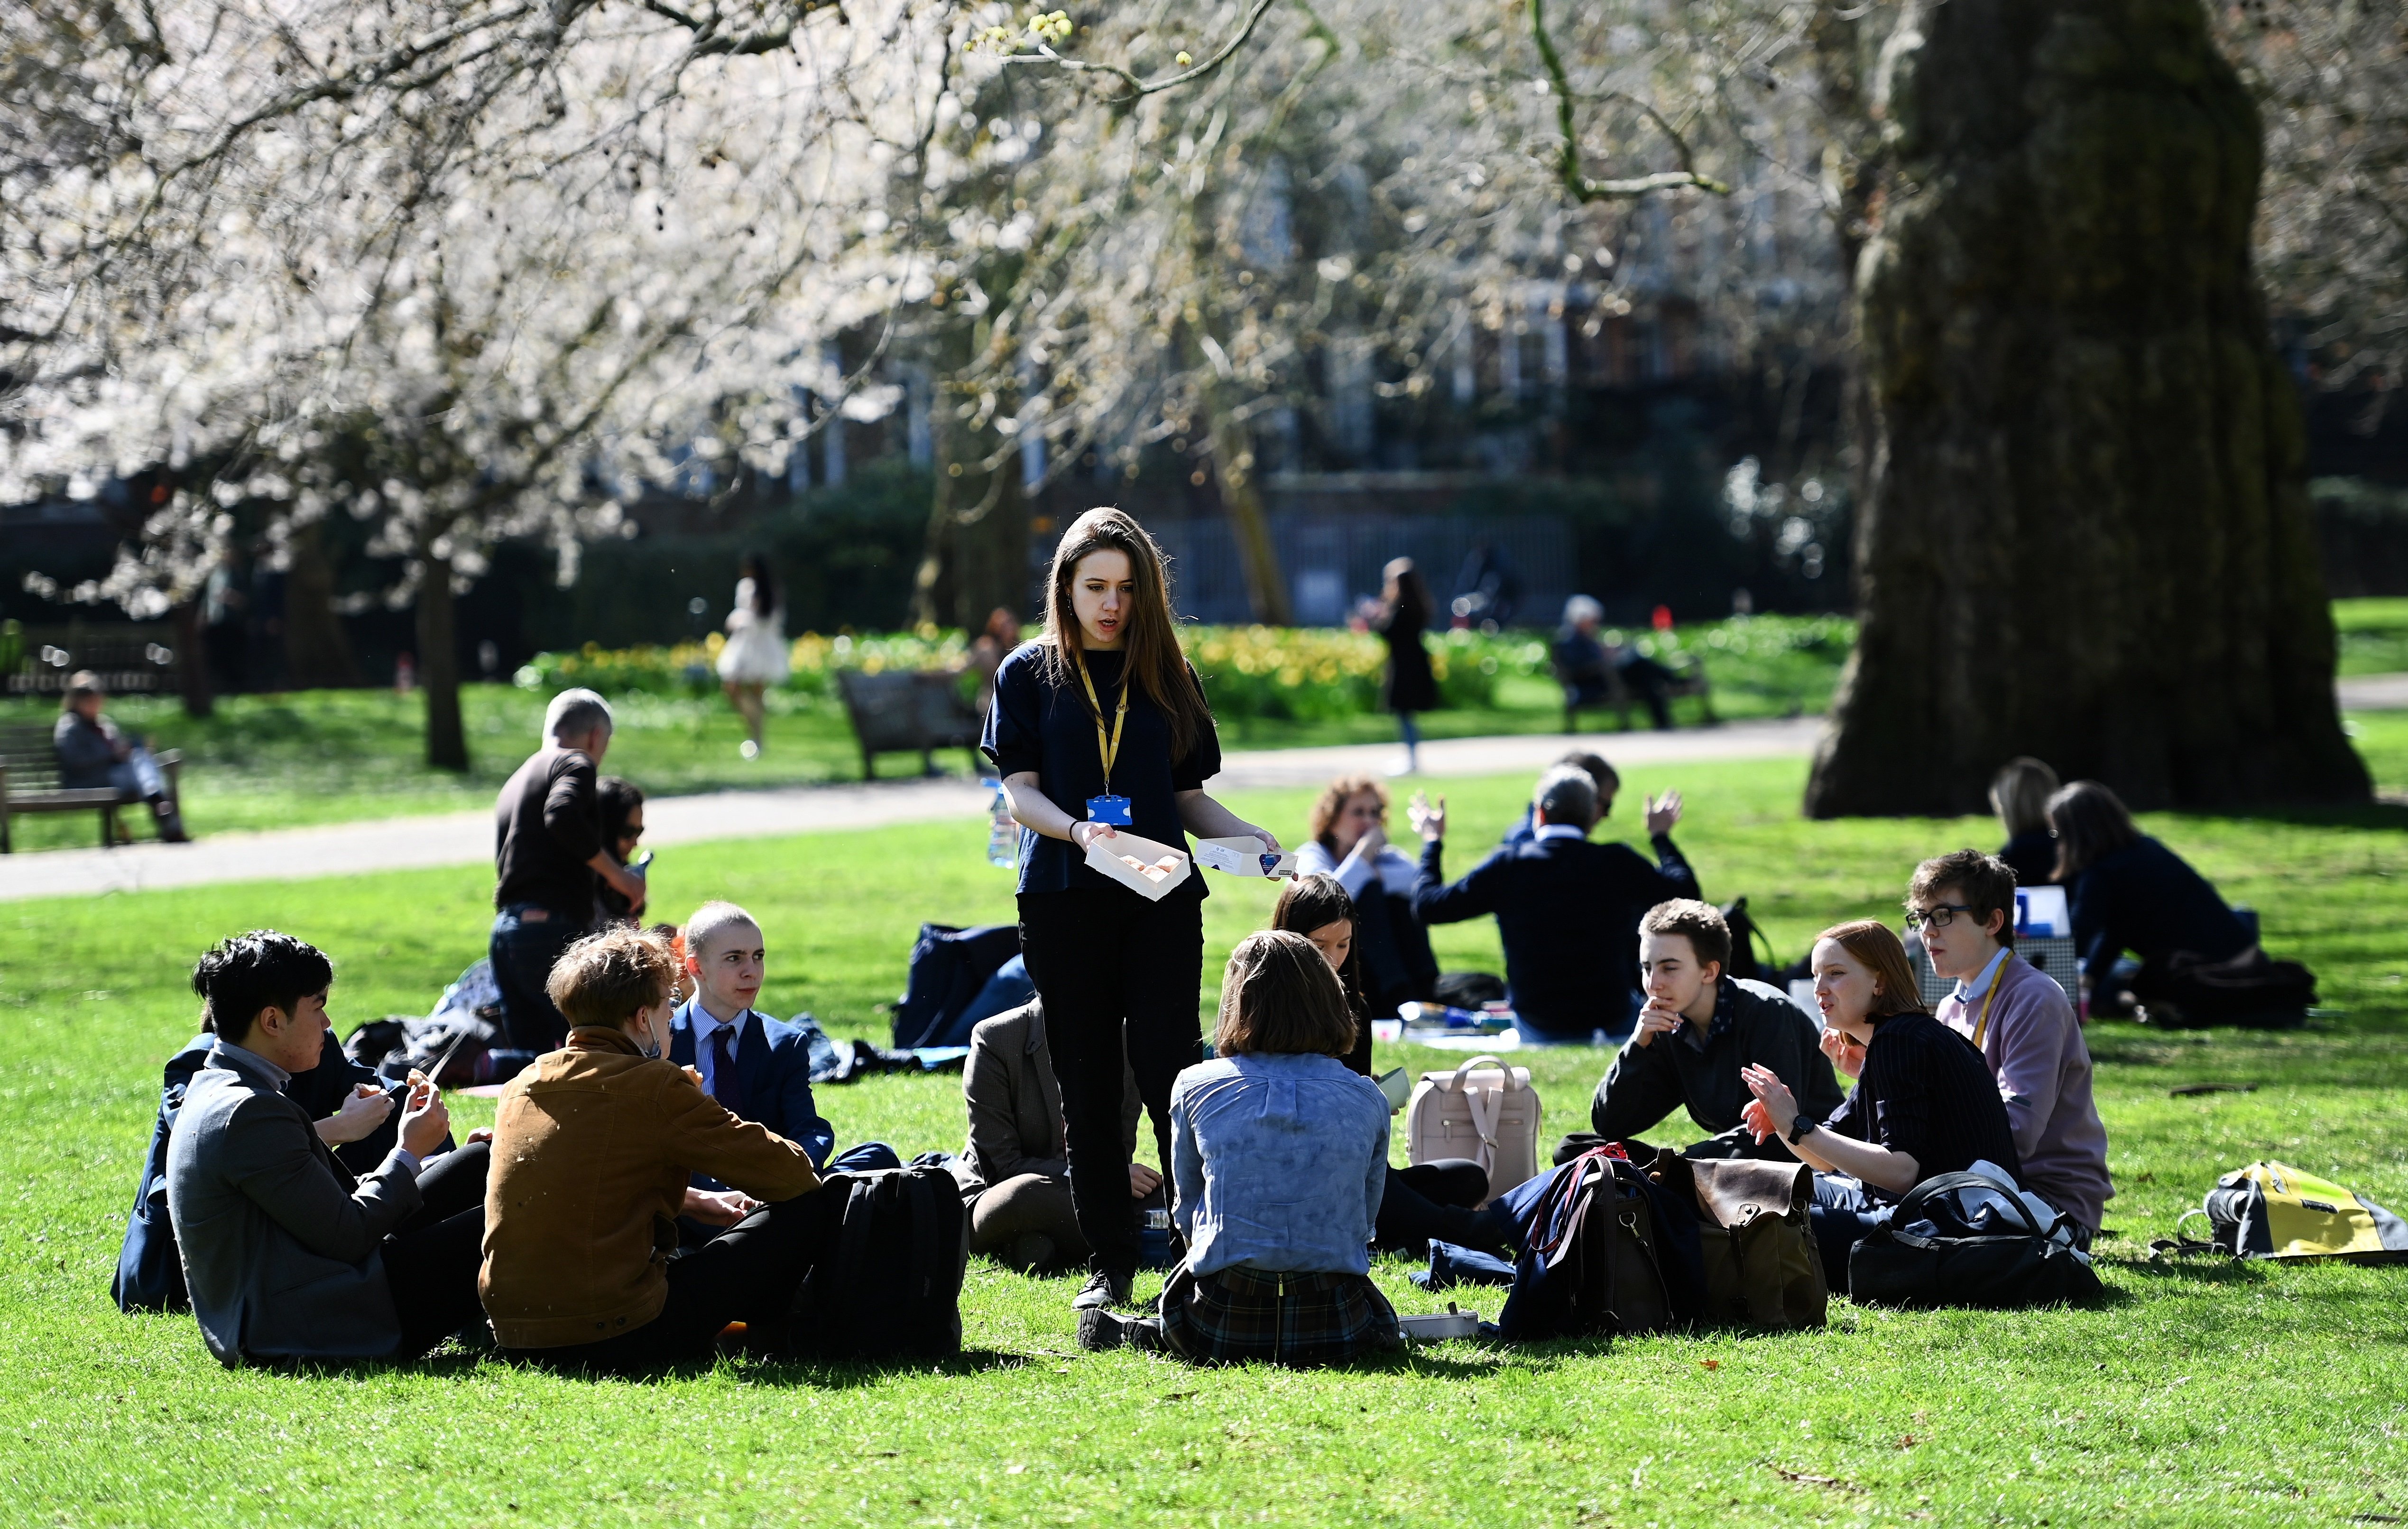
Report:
1892,1169,2048,1240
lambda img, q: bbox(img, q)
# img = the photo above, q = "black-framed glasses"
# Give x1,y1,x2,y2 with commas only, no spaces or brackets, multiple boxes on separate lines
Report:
1903,902,1974,931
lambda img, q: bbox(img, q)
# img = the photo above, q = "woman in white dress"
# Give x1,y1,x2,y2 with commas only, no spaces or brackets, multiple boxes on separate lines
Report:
717,553,788,758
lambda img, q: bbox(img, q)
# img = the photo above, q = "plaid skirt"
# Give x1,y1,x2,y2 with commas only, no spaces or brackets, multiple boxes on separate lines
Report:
1158,1263,1401,1367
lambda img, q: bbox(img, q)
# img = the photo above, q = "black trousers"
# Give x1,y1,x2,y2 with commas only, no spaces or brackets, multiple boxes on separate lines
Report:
1018,887,1205,1278
1373,1160,1498,1254
381,1142,491,1361
506,1193,827,1374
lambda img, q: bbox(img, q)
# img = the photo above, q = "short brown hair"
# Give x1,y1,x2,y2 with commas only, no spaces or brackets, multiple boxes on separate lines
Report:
1558,751,1619,808
1213,931,1359,1058
1813,919,1927,1020
1307,774,1388,850
1638,899,1732,973
1909,849,2019,949
546,927,679,1032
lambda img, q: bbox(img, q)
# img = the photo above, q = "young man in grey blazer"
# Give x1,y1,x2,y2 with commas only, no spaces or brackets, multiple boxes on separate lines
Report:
166,931,489,1366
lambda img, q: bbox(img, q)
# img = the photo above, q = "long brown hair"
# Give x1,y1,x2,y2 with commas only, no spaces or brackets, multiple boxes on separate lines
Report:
1272,873,1369,1025
1213,931,1359,1058
1814,919,1927,1021
1040,508,1213,761
2048,779,2140,881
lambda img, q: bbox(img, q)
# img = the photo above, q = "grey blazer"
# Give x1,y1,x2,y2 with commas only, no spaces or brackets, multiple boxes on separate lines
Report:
164,1042,422,1366
961,1001,1141,1190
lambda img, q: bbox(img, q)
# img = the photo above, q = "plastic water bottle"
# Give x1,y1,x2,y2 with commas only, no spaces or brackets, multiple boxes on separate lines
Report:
983,778,1018,869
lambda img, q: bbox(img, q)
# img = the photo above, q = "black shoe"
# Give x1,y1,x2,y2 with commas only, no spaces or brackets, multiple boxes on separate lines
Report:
1078,1307,1167,1353
1071,1269,1133,1311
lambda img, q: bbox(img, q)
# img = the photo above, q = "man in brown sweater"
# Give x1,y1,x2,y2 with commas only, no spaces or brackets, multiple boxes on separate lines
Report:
481,927,826,1370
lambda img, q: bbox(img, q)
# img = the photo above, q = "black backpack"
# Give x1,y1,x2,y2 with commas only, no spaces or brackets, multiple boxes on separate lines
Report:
1847,1170,2104,1308
788,1166,969,1361
1718,897,1779,984
891,924,1022,1048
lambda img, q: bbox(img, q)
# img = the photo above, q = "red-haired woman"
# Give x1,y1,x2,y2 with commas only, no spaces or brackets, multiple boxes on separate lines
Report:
981,508,1282,1316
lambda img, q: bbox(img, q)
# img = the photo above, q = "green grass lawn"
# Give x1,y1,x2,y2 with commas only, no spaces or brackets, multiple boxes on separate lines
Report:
3,753,2406,1525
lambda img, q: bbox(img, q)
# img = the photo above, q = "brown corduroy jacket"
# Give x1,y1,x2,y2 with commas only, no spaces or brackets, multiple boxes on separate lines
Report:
480,1025,822,1348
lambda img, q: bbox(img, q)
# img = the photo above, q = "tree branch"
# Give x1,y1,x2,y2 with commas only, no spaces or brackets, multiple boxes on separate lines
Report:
1529,0,1731,201
997,0,1279,105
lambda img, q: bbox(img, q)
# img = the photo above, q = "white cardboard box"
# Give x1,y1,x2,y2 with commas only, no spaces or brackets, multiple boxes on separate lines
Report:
1083,830,1193,901
1192,836,1300,878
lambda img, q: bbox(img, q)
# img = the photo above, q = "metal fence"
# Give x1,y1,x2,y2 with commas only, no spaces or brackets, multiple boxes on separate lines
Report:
2,621,183,695
1144,513,1574,628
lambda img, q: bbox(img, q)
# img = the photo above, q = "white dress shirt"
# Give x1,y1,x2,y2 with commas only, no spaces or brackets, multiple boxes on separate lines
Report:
688,1002,754,1099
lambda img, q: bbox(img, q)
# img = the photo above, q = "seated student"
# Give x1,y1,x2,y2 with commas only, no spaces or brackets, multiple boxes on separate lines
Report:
961,998,1155,1274
482,927,827,1372
1738,920,2020,1294
117,1023,415,1314
1589,899,1844,1161
1554,596,1679,731
165,931,487,1366
669,901,836,1167
2049,779,2256,1015
1080,933,1400,1364
1272,875,1514,1257
53,671,188,841
1906,850,2112,1245
1500,751,1617,849
1413,764,1700,1041
1989,757,2060,890
593,777,648,927
1295,775,1438,1019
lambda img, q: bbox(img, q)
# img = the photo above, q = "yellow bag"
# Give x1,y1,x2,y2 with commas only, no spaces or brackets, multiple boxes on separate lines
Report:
2160,1161,2408,1261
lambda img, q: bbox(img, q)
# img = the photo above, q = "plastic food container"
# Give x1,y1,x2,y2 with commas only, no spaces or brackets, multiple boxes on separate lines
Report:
1398,1305,1481,1342
1084,830,1193,901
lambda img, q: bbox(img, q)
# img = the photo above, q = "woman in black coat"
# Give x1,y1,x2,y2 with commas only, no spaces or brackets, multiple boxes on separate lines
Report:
1376,557,1438,773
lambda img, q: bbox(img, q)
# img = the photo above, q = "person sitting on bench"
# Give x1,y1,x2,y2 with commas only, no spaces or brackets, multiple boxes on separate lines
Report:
960,997,1155,1274
2049,779,2256,1015
481,927,829,1372
1554,596,1678,731
166,931,486,1365
1589,899,1844,1161
1413,764,1700,1041
54,671,187,842
1738,919,2020,1294
1905,850,2111,1246
1079,932,1400,1364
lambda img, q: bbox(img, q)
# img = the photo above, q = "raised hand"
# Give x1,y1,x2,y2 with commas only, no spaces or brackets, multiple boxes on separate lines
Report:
1819,1025,1865,1080
1408,792,1447,843
1643,790,1685,836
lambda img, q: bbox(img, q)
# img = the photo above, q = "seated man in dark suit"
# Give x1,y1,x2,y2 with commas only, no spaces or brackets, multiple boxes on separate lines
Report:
1412,765,1701,1042
165,931,489,1366
669,902,892,1218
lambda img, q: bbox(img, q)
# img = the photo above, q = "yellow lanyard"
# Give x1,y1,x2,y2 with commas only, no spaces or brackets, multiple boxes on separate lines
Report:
1968,953,2009,1050
1070,651,1129,796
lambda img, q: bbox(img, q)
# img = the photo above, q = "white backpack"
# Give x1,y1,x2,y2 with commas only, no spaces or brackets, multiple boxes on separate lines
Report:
1406,1055,1543,1205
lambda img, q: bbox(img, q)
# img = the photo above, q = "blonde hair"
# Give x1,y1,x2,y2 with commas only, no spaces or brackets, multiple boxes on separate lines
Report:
1307,774,1387,849
1989,757,2061,837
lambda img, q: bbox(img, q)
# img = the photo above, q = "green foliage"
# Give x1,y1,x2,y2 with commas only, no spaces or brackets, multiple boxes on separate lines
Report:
2334,595,2408,676
2,756,2406,1524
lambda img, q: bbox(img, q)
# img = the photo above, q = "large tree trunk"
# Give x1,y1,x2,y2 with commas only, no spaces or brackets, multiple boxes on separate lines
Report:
913,340,1033,630
282,519,360,688
170,599,214,719
1195,379,1292,626
1804,0,2368,817
416,547,469,771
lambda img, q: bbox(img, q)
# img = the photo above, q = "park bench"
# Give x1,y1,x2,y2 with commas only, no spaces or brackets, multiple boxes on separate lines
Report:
1554,649,1717,732
835,668,983,780
0,722,185,852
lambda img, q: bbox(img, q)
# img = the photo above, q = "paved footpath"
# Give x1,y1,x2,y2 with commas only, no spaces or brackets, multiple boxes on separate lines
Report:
0,717,1827,902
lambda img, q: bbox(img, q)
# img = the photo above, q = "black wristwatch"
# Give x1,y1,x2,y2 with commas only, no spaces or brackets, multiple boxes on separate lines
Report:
1786,1116,1816,1145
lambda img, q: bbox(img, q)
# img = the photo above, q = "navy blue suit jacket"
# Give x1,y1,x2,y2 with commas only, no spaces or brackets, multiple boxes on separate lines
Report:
670,1001,836,1169
1414,831,1699,1039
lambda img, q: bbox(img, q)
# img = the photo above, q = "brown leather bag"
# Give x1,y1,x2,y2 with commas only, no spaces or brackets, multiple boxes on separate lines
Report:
1652,1152,1827,1329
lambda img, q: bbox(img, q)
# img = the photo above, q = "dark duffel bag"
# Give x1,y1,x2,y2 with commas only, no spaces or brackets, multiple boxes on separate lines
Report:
787,1166,969,1361
1494,1149,1702,1340
1848,1170,2104,1309
891,923,1022,1049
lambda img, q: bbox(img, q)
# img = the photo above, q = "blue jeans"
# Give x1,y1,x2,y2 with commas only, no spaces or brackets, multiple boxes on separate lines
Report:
1808,1173,1895,1295
490,906,583,1053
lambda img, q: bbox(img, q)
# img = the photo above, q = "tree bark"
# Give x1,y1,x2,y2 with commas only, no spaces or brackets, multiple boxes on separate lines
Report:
1804,0,2369,816
416,546,469,771
170,599,214,719
282,518,360,688
913,371,1032,631
1195,376,1292,626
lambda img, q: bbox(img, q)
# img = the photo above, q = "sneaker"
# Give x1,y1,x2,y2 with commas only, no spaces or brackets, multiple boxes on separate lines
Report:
1077,1307,1168,1353
1071,1269,1133,1311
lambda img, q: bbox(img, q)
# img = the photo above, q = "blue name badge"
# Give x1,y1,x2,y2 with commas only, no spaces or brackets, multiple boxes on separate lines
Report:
1086,795,1134,826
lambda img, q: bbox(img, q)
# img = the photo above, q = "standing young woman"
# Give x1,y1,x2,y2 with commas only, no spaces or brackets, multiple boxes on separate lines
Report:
717,552,788,759
1375,558,1438,774
983,508,1282,1313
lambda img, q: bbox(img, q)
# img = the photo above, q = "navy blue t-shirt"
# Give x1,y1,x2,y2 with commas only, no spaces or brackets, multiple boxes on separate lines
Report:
981,641,1222,900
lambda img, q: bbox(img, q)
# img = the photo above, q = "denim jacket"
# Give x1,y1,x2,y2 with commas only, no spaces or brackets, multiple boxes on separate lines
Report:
1168,1052,1390,1277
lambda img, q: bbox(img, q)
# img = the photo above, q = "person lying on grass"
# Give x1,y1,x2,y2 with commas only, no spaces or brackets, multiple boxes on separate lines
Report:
1588,898,1844,1162
1079,931,1401,1365
166,931,488,1367
480,926,829,1373
1739,919,2020,1295
1906,849,2112,1247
